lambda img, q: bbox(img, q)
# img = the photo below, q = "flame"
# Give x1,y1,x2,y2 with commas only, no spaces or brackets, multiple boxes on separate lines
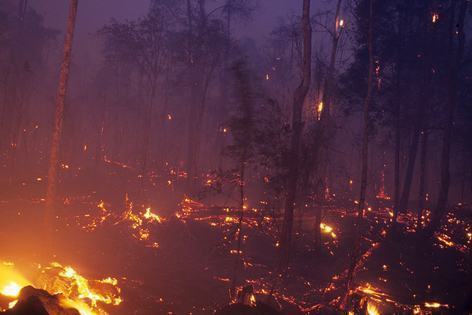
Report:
8,300,18,309
320,223,337,238
0,262,29,299
316,101,323,120
54,263,121,307
1,282,21,297
425,301,448,308
0,260,122,314
367,301,380,315
143,207,163,223
432,13,439,23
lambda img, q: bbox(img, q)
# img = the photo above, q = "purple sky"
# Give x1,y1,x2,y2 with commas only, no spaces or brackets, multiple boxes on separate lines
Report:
32,0,307,43
30,0,336,67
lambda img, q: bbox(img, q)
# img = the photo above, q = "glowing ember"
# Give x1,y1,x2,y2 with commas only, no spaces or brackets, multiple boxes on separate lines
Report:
424,301,448,308
143,207,164,223
320,222,337,238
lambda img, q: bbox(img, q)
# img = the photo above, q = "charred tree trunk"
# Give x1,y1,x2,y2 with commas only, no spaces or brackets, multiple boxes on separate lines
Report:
314,205,322,247
139,82,157,188
428,0,468,235
393,100,401,218
188,61,218,190
395,121,423,222
344,0,373,309
94,94,108,175
417,130,428,227
45,0,79,230
279,0,312,270
228,60,254,302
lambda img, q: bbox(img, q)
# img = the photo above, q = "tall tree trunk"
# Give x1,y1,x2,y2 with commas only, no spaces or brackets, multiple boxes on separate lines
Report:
94,94,107,178
395,121,423,221
393,100,401,218
279,0,312,270
428,0,468,235
320,0,343,120
344,0,373,309
417,130,428,227
193,62,217,173
45,0,79,230
139,81,157,189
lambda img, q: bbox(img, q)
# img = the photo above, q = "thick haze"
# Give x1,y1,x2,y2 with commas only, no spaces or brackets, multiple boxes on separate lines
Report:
32,0,307,58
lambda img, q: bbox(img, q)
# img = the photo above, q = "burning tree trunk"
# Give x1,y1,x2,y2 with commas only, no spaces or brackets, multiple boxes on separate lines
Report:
320,0,343,121
279,0,312,270
313,0,343,248
45,0,79,230
428,0,468,235
344,0,373,308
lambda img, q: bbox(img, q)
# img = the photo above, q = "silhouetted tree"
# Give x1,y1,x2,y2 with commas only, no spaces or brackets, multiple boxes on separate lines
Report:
279,0,312,270
45,0,79,232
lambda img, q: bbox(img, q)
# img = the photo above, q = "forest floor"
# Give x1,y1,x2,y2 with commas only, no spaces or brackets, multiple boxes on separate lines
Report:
0,167,470,314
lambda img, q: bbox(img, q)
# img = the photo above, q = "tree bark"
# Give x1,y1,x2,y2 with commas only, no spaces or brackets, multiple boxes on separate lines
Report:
45,0,79,229
279,0,312,270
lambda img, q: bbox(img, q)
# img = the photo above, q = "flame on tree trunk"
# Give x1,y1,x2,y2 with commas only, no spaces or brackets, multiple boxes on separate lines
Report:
45,0,79,233
279,0,312,271
320,0,343,122
343,0,373,309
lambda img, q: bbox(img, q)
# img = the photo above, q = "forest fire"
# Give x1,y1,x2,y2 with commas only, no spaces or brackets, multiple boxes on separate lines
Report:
0,0,471,314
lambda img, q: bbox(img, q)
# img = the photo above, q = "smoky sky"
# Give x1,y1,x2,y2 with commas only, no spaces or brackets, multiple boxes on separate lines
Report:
30,0,318,59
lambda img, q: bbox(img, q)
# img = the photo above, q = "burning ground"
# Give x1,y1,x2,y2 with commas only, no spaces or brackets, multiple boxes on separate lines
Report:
0,168,470,315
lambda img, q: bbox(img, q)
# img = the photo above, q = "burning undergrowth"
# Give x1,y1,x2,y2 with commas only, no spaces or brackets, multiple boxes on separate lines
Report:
0,187,470,314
